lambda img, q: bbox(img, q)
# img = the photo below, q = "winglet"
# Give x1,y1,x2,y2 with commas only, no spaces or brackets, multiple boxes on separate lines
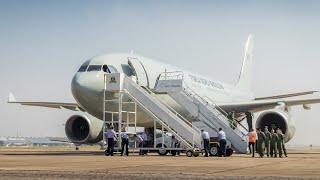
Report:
8,92,16,102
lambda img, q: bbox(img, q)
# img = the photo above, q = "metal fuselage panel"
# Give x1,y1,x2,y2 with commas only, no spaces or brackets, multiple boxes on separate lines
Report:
71,53,254,125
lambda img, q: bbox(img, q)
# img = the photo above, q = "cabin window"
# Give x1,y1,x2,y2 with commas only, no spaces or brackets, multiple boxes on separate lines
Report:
78,65,88,72
87,65,102,72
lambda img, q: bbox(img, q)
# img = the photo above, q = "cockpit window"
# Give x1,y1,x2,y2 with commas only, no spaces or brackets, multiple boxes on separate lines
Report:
78,65,88,72
103,65,118,73
108,65,118,73
87,65,102,72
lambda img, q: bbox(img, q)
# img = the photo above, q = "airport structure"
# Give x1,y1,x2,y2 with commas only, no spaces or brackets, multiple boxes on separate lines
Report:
0,137,69,147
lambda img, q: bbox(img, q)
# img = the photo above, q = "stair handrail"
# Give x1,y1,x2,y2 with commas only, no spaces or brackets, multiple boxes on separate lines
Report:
157,71,248,133
183,83,249,133
144,87,202,135
123,76,201,147
125,76,197,134
122,89,194,148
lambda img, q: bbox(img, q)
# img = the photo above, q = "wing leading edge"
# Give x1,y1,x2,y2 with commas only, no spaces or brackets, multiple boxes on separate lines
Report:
7,93,83,111
218,95,320,113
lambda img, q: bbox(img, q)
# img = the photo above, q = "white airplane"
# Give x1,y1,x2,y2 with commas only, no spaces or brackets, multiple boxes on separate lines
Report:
8,34,320,146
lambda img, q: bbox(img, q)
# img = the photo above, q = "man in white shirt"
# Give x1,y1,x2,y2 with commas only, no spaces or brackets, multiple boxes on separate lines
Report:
134,134,144,155
106,126,118,156
218,128,227,157
201,130,210,157
120,128,129,156
171,135,181,156
141,130,148,155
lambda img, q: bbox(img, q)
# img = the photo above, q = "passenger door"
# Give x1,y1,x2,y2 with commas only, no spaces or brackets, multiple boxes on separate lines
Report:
127,57,149,87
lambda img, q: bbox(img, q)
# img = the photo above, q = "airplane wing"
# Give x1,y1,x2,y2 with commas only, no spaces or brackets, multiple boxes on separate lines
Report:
7,93,84,111
218,95,320,113
254,91,318,100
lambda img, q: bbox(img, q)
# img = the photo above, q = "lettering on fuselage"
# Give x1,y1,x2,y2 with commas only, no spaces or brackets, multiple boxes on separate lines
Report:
188,75,224,90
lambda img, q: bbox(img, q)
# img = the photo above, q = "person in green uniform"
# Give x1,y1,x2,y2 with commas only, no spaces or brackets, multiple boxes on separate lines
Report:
270,129,278,158
276,128,283,158
264,126,271,157
280,129,288,157
256,128,266,158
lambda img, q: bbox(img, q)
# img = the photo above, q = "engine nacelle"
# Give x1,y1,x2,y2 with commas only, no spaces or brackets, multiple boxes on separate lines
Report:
256,109,296,143
65,113,103,144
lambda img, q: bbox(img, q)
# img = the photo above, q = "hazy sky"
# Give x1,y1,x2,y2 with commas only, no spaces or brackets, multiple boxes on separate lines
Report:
1,1,320,146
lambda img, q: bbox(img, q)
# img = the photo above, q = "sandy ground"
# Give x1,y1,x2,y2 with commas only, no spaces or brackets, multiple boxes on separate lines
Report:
0,147,319,180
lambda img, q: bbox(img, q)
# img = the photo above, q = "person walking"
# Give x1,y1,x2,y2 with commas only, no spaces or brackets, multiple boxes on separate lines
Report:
257,128,266,158
120,128,129,156
246,128,257,157
270,129,278,158
264,126,271,157
106,126,118,156
201,130,210,157
218,128,227,157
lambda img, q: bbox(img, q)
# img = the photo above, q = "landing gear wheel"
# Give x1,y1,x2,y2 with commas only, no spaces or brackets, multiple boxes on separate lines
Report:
186,150,193,157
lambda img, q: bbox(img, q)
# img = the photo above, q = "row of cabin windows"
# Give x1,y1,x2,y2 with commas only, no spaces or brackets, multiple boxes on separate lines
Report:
78,65,118,73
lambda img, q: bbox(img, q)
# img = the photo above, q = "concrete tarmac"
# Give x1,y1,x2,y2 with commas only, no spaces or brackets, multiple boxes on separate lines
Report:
0,147,319,180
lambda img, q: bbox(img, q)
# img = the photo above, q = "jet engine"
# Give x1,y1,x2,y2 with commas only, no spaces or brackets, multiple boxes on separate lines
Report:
65,114,103,143
255,109,296,143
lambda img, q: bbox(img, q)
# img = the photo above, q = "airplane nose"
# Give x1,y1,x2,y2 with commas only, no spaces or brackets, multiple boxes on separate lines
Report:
71,73,86,100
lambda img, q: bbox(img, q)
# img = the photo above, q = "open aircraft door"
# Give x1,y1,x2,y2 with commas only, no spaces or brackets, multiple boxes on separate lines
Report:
127,57,149,87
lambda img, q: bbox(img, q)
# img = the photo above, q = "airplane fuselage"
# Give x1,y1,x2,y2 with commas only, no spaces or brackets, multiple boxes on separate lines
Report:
71,53,254,124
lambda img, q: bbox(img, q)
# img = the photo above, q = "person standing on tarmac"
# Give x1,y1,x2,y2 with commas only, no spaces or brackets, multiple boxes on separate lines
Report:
256,128,266,158
264,126,271,157
171,135,181,156
134,134,144,155
279,129,288,157
106,126,118,156
218,128,227,157
201,130,210,157
276,128,283,158
120,128,129,156
270,129,279,158
246,128,257,157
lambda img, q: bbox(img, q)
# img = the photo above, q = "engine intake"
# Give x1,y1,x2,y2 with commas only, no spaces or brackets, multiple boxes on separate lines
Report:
65,114,103,143
256,109,296,143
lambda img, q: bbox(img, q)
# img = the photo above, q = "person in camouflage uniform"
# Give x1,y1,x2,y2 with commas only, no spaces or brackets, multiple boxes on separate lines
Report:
257,128,266,158
277,128,284,158
280,129,287,157
270,129,278,158
264,126,271,157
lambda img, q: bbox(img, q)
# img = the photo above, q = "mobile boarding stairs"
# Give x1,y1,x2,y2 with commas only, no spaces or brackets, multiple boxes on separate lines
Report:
102,72,248,156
